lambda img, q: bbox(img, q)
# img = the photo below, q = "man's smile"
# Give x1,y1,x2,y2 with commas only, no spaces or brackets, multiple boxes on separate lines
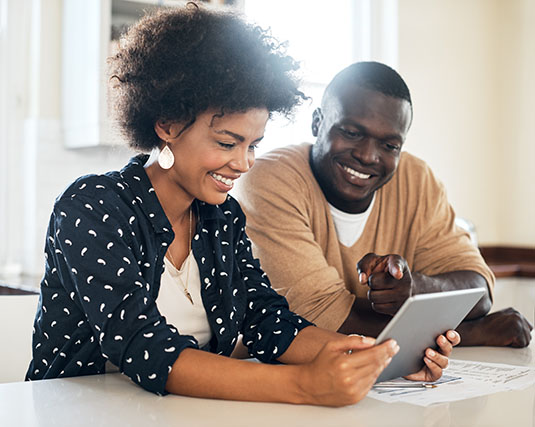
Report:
342,164,372,180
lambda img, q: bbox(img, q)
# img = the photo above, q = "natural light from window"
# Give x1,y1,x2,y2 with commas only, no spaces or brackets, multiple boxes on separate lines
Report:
242,0,359,155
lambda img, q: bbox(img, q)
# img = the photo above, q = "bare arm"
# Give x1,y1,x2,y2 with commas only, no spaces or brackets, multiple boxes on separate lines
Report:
165,347,305,404
411,271,491,319
357,254,492,319
166,325,459,406
456,308,533,347
351,253,531,347
338,298,390,338
340,274,532,348
165,326,399,407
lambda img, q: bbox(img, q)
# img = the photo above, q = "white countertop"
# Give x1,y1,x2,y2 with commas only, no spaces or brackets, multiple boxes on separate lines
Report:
1,278,533,427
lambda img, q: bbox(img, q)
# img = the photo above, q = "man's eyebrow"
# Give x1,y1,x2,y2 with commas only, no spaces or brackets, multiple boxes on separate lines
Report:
341,120,403,142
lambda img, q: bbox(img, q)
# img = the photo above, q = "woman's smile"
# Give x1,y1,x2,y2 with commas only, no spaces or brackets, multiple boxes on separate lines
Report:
209,171,237,191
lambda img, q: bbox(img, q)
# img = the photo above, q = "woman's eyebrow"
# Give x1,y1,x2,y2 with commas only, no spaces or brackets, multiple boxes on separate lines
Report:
213,129,245,142
213,129,265,144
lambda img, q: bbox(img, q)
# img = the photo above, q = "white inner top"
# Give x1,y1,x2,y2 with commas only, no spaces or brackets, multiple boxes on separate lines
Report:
328,195,375,248
158,251,213,348
105,251,212,373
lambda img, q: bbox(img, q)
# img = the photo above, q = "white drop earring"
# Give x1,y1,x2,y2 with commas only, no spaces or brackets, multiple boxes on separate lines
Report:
158,143,175,169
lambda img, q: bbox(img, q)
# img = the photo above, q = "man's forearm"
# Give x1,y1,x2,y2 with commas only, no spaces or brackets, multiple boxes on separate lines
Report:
337,299,390,337
411,270,492,319
455,308,533,347
338,271,492,337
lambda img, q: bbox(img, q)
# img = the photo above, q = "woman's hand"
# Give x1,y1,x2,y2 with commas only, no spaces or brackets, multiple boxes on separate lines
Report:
405,330,460,382
297,335,399,407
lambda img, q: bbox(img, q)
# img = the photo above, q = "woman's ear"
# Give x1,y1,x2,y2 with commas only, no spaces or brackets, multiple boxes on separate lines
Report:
154,120,182,142
154,119,171,142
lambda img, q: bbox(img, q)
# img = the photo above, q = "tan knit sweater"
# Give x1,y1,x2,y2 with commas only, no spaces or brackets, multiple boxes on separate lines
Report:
234,143,495,331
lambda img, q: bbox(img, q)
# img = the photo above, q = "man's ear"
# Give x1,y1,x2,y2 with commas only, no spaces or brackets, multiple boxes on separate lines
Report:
311,108,323,137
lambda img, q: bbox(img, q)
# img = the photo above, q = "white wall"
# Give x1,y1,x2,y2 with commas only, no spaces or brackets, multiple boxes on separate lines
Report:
398,0,535,246
24,0,133,275
2,0,534,282
4,0,133,278
494,0,535,246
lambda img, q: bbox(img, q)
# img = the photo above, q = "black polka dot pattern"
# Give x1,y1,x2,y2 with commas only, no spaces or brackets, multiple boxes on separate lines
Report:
25,155,312,395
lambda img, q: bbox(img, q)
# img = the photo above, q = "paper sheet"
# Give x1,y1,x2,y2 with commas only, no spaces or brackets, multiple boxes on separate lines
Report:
368,359,535,407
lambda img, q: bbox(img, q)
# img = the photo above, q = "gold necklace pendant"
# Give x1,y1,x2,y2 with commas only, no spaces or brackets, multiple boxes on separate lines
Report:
183,289,194,305
167,206,194,305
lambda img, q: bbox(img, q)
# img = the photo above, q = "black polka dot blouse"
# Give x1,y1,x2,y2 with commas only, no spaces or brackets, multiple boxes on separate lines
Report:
25,155,312,395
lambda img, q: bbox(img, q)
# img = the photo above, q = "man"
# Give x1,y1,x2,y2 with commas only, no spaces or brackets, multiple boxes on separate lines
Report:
234,61,532,347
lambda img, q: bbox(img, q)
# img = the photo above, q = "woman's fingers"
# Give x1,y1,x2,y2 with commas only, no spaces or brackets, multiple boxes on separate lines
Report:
446,330,461,346
323,334,376,357
340,342,398,400
345,334,377,351
303,337,399,406
435,330,460,358
421,353,444,382
343,359,388,390
436,335,453,357
346,339,399,369
408,346,449,382
396,331,459,383
425,348,449,369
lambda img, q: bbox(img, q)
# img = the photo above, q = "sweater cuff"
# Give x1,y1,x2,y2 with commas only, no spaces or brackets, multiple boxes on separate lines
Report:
307,292,355,332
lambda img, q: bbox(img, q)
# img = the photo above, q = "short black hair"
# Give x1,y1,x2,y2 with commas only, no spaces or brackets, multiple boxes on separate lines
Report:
325,61,412,107
109,3,305,151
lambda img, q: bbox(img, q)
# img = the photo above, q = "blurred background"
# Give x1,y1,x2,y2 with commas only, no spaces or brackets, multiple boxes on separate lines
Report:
1,0,534,283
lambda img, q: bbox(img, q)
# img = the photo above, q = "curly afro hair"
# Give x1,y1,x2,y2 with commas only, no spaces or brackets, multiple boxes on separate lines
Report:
109,2,305,151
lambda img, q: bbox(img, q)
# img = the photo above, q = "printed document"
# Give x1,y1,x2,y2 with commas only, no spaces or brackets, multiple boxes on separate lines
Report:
368,359,535,407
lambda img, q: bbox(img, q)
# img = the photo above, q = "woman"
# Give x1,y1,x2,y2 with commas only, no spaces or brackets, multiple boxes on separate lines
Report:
26,4,459,407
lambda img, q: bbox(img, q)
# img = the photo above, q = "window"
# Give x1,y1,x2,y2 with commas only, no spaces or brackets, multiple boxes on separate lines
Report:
242,0,398,156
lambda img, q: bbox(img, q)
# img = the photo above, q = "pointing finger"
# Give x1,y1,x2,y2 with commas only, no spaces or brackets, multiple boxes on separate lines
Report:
387,257,405,280
357,253,389,284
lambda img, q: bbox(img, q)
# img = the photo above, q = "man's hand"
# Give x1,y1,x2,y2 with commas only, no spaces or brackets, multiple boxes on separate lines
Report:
456,308,533,347
357,253,413,316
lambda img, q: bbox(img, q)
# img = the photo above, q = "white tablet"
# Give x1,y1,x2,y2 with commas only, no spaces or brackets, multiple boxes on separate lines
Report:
375,287,486,383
